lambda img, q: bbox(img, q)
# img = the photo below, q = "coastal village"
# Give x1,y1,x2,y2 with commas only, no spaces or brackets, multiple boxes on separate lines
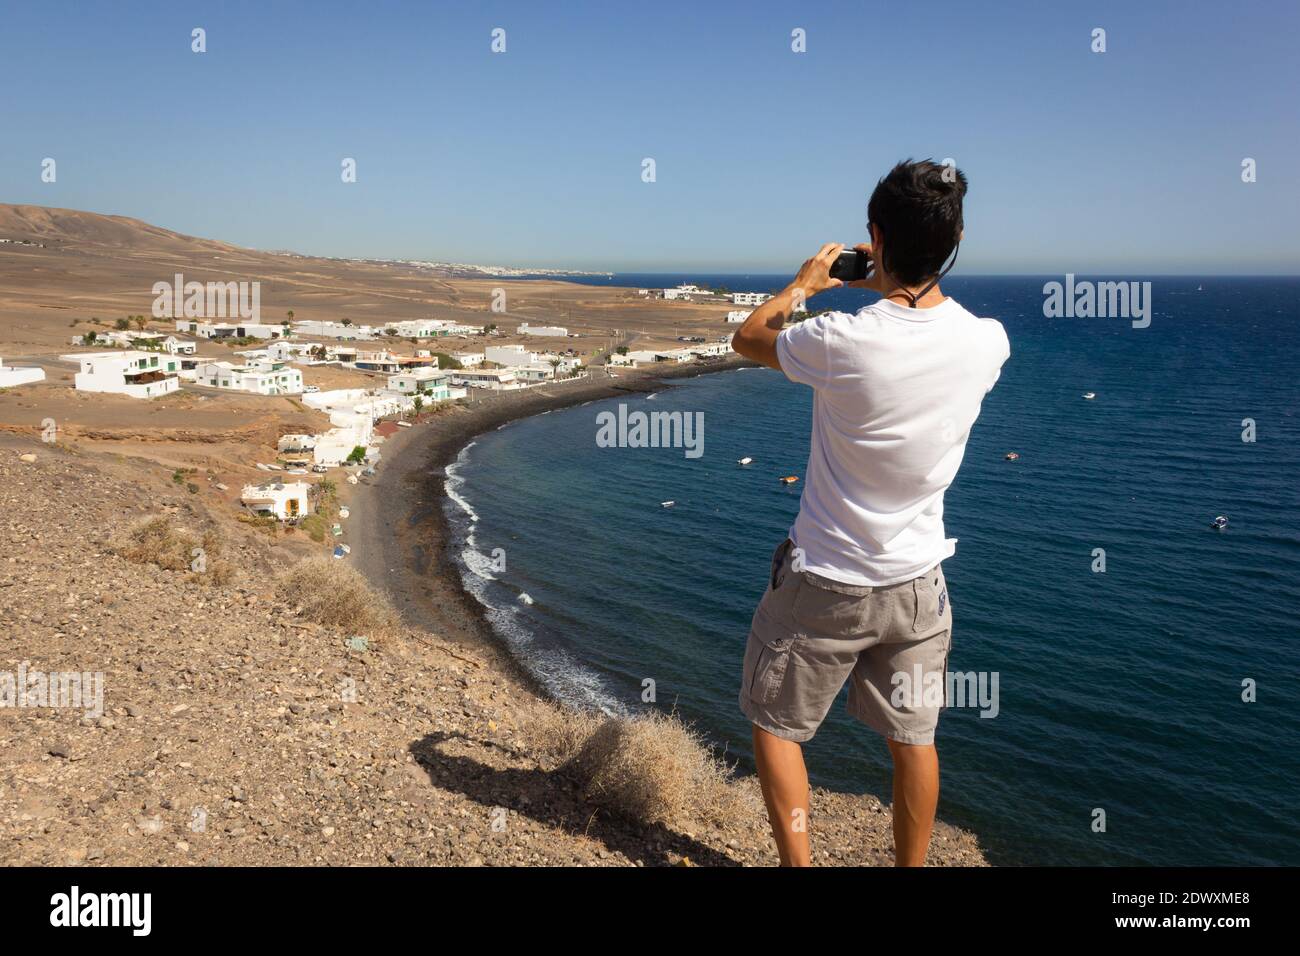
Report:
2,279,753,536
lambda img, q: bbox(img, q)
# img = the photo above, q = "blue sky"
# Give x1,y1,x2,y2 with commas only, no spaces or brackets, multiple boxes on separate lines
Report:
1,0,1296,273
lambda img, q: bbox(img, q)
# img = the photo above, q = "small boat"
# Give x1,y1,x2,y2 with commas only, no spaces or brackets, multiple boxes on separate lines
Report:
660,500,675,508
779,475,799,485
1197,284,1204,291
1005,452,1019,461
1082,392,1096,400
646,392,658,400
1210,515,1228,531
738,457,753,466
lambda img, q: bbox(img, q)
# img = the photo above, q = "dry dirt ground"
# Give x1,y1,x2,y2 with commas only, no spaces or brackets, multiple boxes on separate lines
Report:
0,433,987,867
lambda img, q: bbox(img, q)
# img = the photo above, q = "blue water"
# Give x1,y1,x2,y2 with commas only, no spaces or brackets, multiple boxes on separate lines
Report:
443,275,1300,866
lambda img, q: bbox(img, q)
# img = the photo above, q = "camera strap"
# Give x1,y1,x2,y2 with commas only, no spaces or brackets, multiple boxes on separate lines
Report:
888,240,960,308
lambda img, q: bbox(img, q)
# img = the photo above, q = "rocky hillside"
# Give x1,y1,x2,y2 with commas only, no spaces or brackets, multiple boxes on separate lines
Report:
0,433,986,866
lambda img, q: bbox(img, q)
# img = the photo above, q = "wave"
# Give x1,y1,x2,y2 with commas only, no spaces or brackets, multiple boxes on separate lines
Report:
442,439,625,716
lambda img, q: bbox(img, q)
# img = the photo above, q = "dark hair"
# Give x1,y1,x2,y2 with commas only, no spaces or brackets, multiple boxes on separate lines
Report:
867,159,967,286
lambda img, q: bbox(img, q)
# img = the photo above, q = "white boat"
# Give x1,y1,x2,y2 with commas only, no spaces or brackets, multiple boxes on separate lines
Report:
660,500,675,508
1083,392,1096,400
1211,515,1228,530
738,457,753,466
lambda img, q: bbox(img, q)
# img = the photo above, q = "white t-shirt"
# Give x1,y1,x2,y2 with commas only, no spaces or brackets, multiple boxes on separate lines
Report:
776,297,1010,587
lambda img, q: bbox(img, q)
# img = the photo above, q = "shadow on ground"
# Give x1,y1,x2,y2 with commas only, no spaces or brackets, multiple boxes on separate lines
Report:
409,730,739,867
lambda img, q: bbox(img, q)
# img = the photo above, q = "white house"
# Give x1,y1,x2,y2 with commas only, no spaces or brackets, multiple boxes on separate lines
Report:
726,310,752,323
194,360,303,395
278,433,317,454
240,481,311,520
266,340,315,363
387,367,451,399
292,320,377,340
302,388,415,421
662,285,703,301
161,335,198,354
450,368,520,390
0,358,45,388
731,292,773,306
384,319,480,338
484,345,539,366
451,351,484,367
690,341,734,358
176,320,287,340
516,323,568,337
609,348,695,366
63,351,180,398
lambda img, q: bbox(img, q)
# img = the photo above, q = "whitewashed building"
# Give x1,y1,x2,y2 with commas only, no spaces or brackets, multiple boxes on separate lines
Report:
63,351,180,398
516,323,568,337
0,358,45,388
731,292,773,306
385,319,480,338
726,310,752,323
240,481,311,520
387,367,451,400
450,368,520,390
194,360,303,395
484,345,540,366
176,320,288,340
292,320,377,340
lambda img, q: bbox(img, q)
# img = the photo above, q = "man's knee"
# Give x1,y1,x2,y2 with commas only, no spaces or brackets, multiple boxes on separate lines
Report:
887,738,936,761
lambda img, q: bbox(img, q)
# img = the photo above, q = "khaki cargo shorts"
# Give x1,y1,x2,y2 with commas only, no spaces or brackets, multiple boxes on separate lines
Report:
739,539,953,745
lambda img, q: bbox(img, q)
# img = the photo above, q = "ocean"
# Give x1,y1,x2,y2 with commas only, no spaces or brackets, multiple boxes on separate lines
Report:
442,275,1300,866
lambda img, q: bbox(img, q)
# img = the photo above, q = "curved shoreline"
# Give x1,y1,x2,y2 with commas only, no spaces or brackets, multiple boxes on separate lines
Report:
346,360,756,697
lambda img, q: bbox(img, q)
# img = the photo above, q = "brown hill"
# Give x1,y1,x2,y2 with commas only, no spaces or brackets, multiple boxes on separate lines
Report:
0,204,243,256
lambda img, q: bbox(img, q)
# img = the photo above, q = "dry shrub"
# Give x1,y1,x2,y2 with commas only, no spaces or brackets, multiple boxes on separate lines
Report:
521,700,602,765
524,702,744,830
116,516,233,586
274,557,400,636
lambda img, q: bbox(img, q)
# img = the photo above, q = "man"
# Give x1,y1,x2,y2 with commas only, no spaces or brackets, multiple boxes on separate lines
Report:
731,159,1010,866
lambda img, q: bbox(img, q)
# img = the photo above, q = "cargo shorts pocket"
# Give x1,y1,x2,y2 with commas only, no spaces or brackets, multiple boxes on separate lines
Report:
768,538,794,591
912,566,950,634
743,620,796,705
792,575,872,637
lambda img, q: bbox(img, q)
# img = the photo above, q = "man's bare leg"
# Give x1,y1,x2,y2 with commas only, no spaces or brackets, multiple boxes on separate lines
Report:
752,724,811,866
887,739,939,866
